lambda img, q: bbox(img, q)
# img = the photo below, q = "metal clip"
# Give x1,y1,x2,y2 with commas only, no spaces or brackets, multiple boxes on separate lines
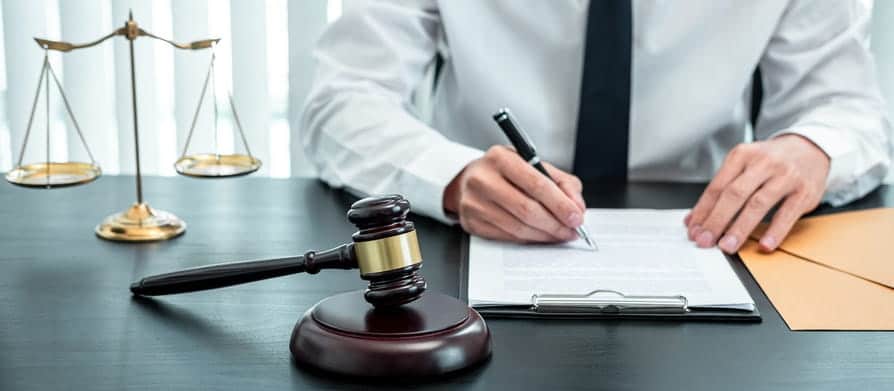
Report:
531,289,689,314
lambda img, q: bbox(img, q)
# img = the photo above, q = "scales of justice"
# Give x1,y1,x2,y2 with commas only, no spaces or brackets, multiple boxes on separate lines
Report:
4,12,261,242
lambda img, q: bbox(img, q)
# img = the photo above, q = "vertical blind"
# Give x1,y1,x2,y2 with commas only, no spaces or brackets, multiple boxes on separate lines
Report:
0,0,348,178
0,1,891,182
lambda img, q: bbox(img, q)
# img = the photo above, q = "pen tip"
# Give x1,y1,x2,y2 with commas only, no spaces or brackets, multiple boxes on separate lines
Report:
582,237,597,251
589,238,598,250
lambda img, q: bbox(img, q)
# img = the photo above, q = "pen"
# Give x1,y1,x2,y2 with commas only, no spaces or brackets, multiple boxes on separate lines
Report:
492,108,597,251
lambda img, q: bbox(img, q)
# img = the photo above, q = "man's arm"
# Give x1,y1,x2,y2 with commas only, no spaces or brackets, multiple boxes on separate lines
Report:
686,0,893,253
758,0,892,204
300,1,481,223
302,2,585,241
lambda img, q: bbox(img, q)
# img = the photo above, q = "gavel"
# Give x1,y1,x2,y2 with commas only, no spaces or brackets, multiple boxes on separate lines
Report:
130,194,427,307
130,194,492,378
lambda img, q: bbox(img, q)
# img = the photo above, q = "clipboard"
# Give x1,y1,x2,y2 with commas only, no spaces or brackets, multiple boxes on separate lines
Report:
458,234,761,321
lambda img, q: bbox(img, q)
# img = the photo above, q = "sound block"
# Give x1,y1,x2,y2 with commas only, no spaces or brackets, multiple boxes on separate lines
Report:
290,290,491,377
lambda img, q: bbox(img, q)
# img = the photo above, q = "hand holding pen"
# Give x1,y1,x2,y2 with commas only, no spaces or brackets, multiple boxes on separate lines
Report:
492,109,597,250
442,109,593,248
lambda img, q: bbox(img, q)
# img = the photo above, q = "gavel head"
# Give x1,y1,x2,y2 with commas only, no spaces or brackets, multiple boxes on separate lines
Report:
347,195,427,308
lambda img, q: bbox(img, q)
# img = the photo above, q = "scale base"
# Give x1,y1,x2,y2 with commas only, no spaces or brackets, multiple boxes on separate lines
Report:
291,290,491,378
95,202,186,242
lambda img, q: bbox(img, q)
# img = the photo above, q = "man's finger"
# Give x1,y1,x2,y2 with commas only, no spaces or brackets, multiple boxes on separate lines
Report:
543,163,585,211
717,177,793,253
495,152,582,229
459,193,554,242
474,171,575,240
481,198,572,242
696,165,772,247
462,214,518,242
469,211,559,243
687,145,752,237
759,191,812,252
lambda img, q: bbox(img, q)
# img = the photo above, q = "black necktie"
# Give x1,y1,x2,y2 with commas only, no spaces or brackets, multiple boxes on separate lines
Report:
572,0,633,182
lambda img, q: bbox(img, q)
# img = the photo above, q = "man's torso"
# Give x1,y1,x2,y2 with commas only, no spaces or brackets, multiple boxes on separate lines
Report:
430,0,788,181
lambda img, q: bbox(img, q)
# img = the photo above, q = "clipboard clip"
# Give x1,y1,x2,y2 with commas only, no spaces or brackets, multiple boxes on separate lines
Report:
531,290,689,314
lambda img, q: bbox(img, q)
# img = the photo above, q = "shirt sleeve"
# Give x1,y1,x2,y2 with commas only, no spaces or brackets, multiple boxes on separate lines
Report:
300,1,483,223
756,0,893,206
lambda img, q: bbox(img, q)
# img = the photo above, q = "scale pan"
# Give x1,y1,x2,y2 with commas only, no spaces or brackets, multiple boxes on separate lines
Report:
5,162,101,188
174,153,261,178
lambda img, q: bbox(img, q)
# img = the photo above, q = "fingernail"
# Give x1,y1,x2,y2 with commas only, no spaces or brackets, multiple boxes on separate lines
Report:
719,235,739,253
684,213,692,226
567,212,582,227
696,230,714,247
688,224,702,240
760,235,777,250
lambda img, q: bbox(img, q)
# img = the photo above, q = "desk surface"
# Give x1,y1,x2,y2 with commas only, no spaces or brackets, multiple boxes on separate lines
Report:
1,176,891,390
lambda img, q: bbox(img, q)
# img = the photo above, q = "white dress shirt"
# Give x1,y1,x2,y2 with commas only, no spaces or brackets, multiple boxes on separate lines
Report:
301,0,892,223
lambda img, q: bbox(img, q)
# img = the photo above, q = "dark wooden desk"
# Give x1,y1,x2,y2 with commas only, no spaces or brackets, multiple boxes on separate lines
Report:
1,176,891,390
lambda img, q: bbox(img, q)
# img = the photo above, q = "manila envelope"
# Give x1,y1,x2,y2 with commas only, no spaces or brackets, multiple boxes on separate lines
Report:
740,207,894,330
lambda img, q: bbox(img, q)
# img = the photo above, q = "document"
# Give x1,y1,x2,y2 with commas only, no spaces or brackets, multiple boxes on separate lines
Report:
468,209,755,311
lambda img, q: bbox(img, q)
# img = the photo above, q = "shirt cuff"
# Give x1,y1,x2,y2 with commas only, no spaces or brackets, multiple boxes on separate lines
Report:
770,125,885,206
398,140,483,224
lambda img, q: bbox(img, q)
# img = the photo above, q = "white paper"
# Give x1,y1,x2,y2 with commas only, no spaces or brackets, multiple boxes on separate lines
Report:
468,209,755,311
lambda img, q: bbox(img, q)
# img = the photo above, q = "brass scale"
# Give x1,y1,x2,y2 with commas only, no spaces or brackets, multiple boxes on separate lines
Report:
4,12,261,242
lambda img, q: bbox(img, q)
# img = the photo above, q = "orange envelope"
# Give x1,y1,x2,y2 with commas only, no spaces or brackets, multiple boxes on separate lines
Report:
740,207,894,331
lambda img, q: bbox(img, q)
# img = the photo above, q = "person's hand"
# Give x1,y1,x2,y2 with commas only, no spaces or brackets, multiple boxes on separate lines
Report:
685,134,830,254
443,146,586,243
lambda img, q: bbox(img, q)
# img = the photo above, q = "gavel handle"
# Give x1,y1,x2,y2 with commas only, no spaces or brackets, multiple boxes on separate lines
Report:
130,243,356,296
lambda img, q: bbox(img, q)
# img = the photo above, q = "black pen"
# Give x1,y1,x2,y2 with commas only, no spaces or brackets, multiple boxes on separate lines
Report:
492,108,597,251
